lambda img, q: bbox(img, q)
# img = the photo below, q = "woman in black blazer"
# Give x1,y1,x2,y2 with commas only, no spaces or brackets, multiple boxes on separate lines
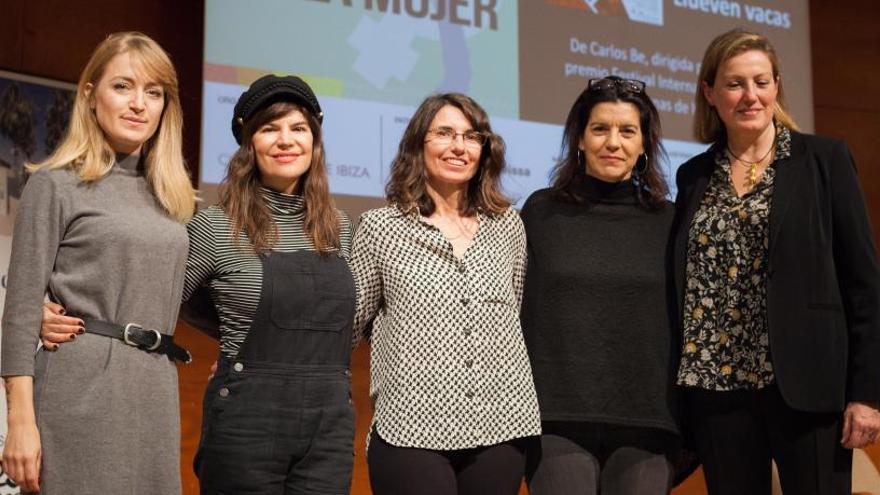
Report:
671,29,880,494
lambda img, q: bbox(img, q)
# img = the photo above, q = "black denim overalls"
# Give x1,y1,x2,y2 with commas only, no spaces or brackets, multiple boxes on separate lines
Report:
196,250,356,494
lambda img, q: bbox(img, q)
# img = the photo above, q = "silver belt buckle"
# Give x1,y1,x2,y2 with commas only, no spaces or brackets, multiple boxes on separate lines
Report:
123,323,162,351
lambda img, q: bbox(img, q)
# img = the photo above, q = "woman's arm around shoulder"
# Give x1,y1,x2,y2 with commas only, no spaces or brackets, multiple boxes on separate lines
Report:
503,206,528,308
336,208,354,259
349,208,390,347
182,207,222,302
178,207,223,338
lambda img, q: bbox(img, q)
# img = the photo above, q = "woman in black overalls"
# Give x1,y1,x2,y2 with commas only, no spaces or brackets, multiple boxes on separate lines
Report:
191,75,357,494
35,75,357,493
197,249,356,494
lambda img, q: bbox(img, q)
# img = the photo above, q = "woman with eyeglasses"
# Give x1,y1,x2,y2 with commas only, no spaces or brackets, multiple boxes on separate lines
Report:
521,76,682,494
672,29,880,494
349,93,541,495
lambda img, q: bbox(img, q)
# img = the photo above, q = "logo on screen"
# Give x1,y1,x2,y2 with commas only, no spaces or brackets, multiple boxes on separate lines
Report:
547,0,664,26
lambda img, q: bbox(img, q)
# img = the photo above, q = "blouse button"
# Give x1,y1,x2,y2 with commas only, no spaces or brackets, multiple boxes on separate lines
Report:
465,391,475,399
465,359,474,368
461,297,470,305
463,328,472,336
233,362,244,372
219,388,230,398
458,264,466,274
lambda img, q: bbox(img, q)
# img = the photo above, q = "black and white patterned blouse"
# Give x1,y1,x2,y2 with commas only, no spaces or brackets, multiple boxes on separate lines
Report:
350,205,541,450
184,188,353,357
677,126,792,390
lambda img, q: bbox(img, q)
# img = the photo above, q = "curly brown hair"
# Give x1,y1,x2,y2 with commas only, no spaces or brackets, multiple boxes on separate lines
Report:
385,93,510,216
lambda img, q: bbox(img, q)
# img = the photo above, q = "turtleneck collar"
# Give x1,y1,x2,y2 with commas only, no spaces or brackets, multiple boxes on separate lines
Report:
570,174,638,205
114,152,143,175
259,186,305,216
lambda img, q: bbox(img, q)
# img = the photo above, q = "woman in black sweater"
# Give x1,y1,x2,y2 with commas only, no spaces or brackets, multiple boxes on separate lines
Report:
521,76,680,494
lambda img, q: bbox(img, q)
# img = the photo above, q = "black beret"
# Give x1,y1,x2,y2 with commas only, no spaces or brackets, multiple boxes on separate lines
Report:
231,74,323,144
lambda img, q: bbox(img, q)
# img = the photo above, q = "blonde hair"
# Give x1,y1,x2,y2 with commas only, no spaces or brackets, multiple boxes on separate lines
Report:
694,29,799,143
30,31,195,222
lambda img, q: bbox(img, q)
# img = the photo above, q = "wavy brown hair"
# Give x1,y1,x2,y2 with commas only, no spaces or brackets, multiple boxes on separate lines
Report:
219,101,339,253
385,93,510,216
551,76,668,210
694,29,798,143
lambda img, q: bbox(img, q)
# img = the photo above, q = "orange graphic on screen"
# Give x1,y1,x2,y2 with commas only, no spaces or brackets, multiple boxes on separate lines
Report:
545,0,627,17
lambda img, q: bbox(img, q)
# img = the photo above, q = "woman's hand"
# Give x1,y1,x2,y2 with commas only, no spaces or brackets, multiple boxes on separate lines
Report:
841,401,880,449
2,420,42,492
2,376,41,492
40,301,83,350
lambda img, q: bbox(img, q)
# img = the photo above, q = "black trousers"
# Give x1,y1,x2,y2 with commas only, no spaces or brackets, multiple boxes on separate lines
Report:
684,385,852,495
526,422,676,495
368,429,528,495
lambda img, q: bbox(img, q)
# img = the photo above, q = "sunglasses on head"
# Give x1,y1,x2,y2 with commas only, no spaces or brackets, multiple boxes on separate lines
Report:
588,78,646,94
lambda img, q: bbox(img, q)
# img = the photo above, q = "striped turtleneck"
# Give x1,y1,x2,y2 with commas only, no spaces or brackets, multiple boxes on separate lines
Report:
183,187,353,356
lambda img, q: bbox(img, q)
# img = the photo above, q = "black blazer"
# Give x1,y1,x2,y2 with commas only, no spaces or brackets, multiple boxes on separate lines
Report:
671,131,880,413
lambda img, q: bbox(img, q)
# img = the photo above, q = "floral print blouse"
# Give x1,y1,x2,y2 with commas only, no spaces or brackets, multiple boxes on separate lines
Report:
677,126,792,390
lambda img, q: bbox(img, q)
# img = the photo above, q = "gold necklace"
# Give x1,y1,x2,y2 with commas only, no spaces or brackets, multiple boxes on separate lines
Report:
726,137,775,189
436,216,477,241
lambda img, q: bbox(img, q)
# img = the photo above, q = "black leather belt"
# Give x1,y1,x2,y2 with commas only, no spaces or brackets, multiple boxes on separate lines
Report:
82,317,192,364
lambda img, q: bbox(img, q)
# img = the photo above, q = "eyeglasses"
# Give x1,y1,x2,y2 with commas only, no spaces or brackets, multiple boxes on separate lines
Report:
588,78,646,94
426,127,488,149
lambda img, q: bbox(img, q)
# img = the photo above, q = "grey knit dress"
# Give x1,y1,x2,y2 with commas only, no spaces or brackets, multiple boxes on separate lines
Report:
1,155,188,494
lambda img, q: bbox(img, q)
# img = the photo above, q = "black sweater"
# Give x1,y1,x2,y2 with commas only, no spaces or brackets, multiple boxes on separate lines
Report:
520,177,679,434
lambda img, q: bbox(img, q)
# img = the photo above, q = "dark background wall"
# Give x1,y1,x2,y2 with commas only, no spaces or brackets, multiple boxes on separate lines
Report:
1,1,878,493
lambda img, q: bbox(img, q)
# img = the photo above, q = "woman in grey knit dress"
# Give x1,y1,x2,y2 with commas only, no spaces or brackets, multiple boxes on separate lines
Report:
1,32,196,494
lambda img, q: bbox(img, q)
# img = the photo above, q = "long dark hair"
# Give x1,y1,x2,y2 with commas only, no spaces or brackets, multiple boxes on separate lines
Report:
551,76,669,209
219,101,339,253
385,93,510,216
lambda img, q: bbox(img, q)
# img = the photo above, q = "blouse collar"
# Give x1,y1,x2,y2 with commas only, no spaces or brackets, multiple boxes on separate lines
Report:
713,124,793,167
